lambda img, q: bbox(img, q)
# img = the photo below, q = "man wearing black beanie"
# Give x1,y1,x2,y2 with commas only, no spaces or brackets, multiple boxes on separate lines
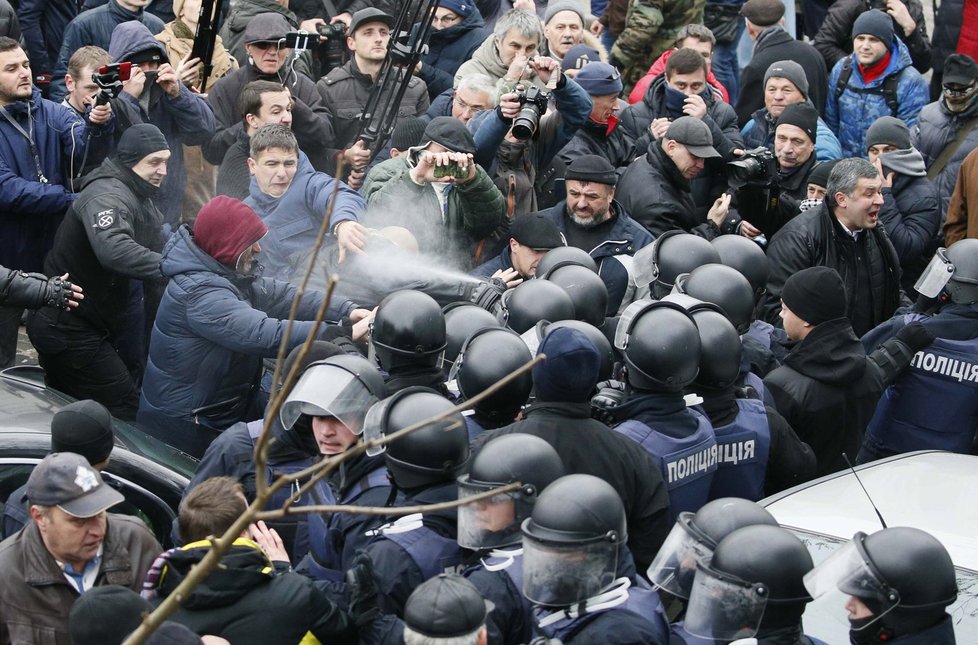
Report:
27,124,170,421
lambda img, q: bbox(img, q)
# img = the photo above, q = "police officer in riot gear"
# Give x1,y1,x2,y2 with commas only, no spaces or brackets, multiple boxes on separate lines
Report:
451,327,533,438
681,525,825,644
441,302,502,376
628,230,721,301
521,474,671,644
458,434,566,645
369,290,450,394
534,245,600,278
541,263,610,328
499,279,575,334
804,527,958,644
359,387,470,616
612,300,717,522
858,238,978,462
711,234,769,302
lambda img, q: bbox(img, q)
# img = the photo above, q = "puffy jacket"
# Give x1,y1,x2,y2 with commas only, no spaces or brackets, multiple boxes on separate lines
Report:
454,34,548,96
0,515,162,645
361,155,505,268
537,199,653,314
418,7,489,100
735,26,828,125
912,99,978,224
138,225,350,429
879,170,940,292
108,21,217,225
628,48,728,105
761,203,903,337
824,39,930,158
244,151,365,282
16,0,84,77
0,86,110,272
50,0,164,101
813,0,931,74
741,107,842,162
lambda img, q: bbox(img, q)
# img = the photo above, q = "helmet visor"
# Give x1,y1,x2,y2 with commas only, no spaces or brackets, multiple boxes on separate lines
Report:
646,514,715,599
522,533,618,607
362,397,392,456
519,322,545,357
280,366,379,434
614,299,654,351
802,537,900,631
914,248,955,299
457,479,521,550
684,563,769,640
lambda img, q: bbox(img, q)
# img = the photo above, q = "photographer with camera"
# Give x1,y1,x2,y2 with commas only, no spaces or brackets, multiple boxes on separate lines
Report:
729,102,820,241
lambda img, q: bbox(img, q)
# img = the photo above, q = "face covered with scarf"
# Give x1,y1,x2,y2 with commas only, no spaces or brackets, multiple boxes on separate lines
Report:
943,80,978,113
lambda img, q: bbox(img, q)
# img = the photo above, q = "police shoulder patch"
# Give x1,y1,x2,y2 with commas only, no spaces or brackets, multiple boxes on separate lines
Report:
94,209,115,229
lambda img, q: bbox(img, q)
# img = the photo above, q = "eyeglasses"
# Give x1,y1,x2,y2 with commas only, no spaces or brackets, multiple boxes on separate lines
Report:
432,13,462,26
453,95,488,115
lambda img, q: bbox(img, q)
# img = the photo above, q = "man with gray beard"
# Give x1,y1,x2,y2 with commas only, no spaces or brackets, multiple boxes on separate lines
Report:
533,155,652,315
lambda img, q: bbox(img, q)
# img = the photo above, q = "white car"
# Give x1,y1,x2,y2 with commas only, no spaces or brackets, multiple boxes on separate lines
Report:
759,450,978,643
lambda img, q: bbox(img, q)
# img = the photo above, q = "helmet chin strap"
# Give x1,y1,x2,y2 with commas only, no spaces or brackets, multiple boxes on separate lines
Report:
482,547,523,572
536,577,632,628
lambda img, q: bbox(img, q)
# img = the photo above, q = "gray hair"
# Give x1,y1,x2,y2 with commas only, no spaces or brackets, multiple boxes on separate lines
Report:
249,123,298,158
825,157,880,208
493,9,543,43
456,73,499,107
403,625,484,645
675,24,717,49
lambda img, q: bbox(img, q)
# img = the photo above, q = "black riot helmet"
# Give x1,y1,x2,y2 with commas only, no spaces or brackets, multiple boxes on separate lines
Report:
711,234,770,298
637,231,720,299
501,279,575,333
279,353,388,433
370,290,447,372
535,246,599,278
521,474,627,607
441,302,502,373
685,525,814,640
646,498,778,599
451,327,533,424
690,306,743,389
945,239,978,304
543,263,609,326
362,387,468,489
677,263,755,334
543,319,616,381
457,435,565,550
617,300,700,392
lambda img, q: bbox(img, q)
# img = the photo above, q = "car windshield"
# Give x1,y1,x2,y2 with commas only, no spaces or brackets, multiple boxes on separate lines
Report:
787,528,978,643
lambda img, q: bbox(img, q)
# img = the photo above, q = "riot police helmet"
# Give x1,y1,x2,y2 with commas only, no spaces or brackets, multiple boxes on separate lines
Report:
535,246,598,278
690,306,743,389
945,238,978,304
441,302,502,373
370,290,447,372
501,279,575,333
711,234,770,296
618,300,700,392
543,263,609,326
451,327,533,423
677,263,755,334
457,435,565,550
642,231,721,299
280,353,387,433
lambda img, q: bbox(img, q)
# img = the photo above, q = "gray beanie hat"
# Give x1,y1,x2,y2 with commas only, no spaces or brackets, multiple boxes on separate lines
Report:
763,60,809,99
852,9,894,48
544,1,586,25
865,116,911,150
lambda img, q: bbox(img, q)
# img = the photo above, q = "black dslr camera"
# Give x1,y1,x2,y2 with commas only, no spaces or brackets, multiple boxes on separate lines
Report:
511,85,550,140
317,22,347,73
92,62,132,106
727,146,779,188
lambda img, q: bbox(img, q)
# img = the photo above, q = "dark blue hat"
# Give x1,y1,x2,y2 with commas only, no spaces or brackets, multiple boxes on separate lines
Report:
574,62,623,96
533,327,601,402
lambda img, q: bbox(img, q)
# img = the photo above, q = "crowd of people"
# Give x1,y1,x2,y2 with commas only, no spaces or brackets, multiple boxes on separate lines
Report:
0,0,976,642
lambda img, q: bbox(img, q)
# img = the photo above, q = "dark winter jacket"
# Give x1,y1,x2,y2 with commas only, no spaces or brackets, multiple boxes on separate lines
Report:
0,86,111,272
736,26,828,125
761,203,904,337
931,0,967,77
824,39,930,158
81,0,177,23
729,152,817,239
0,267,62,310
16,0,84,77
108,21,217,225
418,8,489,100
878,169,940,292
138,225,351,430
558,113,637,171
813,0,932,74
0,0,19,41
537,199,654,315
911,98,978,223
215,130,251,200
763,318,889,475
42,157,164,336
741,107,843,162
50,0,165,101
218,0,312,78
151,539,356,645
472,401,672,573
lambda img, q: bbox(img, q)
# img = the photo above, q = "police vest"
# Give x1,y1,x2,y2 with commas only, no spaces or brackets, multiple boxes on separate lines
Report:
378,518,464,580
864,336,978,456
670,621,830,645
615,410,717,522
466,550,535,645
536,583,670,644
708,398,772,502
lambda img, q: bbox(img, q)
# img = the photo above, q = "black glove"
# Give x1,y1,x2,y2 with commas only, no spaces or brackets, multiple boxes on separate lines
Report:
346,549,380,628
14,272,75,311
468,277,507,315
591,379,626,424
894,322,935,353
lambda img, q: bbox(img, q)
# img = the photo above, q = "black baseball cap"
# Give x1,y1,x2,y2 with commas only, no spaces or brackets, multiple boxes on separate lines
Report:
349,8,394,35
943,54,978,86
510,214,565,251
26,452,123,517
404,574,495,638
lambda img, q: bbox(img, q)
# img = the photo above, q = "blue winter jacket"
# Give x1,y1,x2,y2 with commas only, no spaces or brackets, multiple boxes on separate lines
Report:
0,86,113,271
418,8,489,100
138,225,351,429
825,39,929,158
16,0,85,76
244,152,365,282
741,108,843,162
50,0,164,101
108,21,217,225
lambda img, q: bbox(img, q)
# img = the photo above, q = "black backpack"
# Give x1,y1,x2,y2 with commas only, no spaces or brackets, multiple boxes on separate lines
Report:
834,57,900,115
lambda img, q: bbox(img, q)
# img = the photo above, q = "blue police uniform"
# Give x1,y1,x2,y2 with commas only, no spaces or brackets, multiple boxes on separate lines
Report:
464,549,535,645
533,581,671,644
709,398,772,502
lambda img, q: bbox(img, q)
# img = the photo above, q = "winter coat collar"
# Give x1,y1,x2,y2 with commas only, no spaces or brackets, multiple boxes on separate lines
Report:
783,317,867,385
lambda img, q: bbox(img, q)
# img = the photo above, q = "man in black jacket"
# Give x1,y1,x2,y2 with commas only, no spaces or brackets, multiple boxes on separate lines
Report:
761,157,904,336
27,124,168,420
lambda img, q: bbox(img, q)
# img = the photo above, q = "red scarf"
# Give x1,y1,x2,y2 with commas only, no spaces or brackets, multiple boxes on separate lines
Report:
858,51,892,85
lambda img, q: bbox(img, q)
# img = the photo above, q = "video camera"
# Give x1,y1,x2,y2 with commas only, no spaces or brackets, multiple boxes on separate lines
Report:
727,146,779,189
92,62,132,106
317,22,347,73
511,85,550,140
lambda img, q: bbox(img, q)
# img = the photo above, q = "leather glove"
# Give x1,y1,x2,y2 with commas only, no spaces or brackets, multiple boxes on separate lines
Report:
467,277,507,314
346,549,380,628
17,272,75,311
591,379,626,424
894,322,935,353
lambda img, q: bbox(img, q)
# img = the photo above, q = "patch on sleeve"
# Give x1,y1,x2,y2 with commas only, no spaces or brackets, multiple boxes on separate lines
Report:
94,209,115,229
